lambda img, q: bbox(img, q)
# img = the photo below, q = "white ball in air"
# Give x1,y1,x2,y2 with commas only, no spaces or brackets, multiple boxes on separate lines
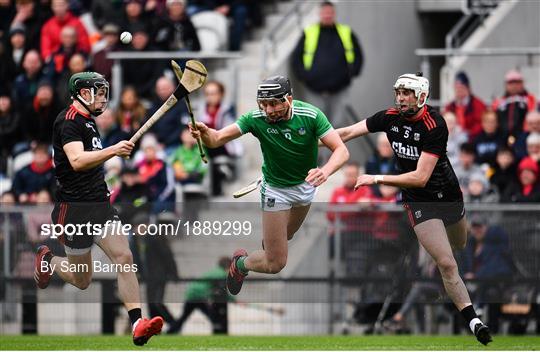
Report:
120,31,132,44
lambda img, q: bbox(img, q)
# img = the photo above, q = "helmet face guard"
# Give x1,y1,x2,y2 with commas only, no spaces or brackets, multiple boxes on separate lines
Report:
69,72,110,115
257,76,292,123
393,73,429,117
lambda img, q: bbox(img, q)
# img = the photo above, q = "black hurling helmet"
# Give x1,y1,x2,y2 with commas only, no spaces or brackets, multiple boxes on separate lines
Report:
257,76,292,123
257,75,292,102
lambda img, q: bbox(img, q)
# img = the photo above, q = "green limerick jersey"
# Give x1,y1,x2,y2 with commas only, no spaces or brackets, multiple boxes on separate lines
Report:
235,100,333,187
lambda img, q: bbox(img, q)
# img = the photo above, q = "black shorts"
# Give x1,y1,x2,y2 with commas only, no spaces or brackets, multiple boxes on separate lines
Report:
51,202,119,252
403,190,465,228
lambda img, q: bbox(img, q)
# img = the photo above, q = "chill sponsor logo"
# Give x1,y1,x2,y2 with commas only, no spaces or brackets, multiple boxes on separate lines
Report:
391,141,420,160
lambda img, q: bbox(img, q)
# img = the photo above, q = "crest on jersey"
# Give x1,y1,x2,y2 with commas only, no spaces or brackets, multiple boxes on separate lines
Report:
414,133,420,141
297,127,306,135
266,198,275,208
415,210,422,218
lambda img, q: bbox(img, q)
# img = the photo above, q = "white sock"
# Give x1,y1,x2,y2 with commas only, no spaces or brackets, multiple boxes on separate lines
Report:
132,318,141,332
469,317,483,333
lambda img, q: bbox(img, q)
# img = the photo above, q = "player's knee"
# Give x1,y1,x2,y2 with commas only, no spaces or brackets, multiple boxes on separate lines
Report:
267,257,287,274
113,249,133,266
436,256,457,276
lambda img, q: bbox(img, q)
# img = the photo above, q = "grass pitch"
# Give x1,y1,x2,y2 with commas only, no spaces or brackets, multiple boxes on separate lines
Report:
1,335,539,350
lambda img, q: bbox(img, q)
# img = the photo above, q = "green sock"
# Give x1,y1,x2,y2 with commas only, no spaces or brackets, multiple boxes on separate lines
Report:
236,256,249,275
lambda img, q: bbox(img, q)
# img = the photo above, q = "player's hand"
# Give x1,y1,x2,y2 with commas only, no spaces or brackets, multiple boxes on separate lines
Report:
189,122,208,139
306,168,328,187
113,140,135,157
354,174,375,190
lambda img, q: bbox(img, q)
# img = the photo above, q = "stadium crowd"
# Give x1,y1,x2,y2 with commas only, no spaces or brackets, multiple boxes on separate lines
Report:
0,0,262,206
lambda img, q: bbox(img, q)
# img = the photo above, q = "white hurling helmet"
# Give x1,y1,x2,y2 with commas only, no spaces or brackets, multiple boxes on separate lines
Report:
393,72,430,108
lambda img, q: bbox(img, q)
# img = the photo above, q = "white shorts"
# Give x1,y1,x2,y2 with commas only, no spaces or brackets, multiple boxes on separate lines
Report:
260,179,317,212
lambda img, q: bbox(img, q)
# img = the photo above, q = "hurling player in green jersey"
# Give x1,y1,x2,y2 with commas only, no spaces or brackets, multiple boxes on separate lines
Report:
190,76,349,295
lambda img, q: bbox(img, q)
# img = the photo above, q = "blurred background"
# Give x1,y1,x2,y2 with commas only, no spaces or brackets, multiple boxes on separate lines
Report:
0,0,539,337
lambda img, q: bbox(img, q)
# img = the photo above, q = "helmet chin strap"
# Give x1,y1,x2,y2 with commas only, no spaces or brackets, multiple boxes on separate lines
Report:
76,88,95,114
76,88,107,115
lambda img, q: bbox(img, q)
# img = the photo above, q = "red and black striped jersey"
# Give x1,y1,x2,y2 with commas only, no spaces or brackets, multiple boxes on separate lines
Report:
52,105,109,202
366,105,460,201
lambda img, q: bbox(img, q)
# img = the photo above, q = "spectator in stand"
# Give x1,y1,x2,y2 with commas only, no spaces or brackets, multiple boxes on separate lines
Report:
525,132,540,166
10,0,50,51
170,128,207,185
186,0,248,51
444,71,486,140
327,162,372,259
0,92,22,176
91,0,125,31
501,156,540,203
116,86,147,136
197,80,241,195
92,23,120,83
154,0,200,52
113,166,149,224
291,1,362,128
46,26,86,79
12,143,54,203
54,52,88,105
514,111,540,161
13,49,44,109
453,142,485,193
443,111,468,167
365,133,397,176
120,0,155,35
463,172,499,203
492,69,537,146
489,146,517,196
472,110,506,167
146,76,187,153
123,22,163,99
368,184,400,240
95,108,129,149
462,213,514,333
365,133,397,195
0,0,15,40
0,25,28,86
21,80,61,143
138,134,176,214
40,0,90,61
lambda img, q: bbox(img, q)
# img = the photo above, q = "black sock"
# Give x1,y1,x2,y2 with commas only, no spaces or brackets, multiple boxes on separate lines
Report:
460,304,478,323
128,308,142,326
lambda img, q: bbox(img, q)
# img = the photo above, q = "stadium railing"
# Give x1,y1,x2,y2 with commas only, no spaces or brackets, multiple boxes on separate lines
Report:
1,203,539,335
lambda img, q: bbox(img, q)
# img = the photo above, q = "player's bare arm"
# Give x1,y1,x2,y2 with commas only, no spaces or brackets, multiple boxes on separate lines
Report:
307,130,349,186
189,122,241,148
336,119,370,142
63,140,134,171
355,151,438,189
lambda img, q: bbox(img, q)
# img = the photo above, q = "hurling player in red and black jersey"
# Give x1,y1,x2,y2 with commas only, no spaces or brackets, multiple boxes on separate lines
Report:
33,72,163,345
335,73,492,345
